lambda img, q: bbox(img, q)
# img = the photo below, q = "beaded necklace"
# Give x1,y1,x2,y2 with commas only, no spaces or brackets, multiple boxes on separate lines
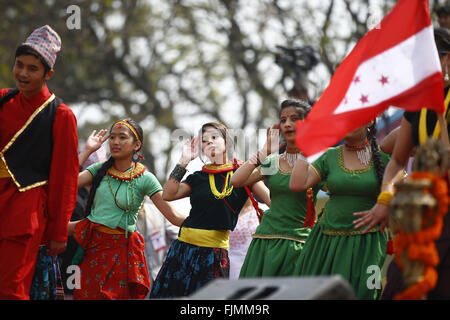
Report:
280,148,305,169
107,169,134,211
106,162,145,211
209,170,234,199
202,163,235,199
418,90,450,145
344,139,371,166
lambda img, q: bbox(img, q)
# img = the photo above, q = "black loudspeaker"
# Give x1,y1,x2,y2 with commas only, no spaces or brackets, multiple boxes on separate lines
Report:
187,275,356,300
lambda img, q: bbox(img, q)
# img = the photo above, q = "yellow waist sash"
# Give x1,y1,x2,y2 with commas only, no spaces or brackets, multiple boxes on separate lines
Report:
178,227,230,250
0,158,11,178
94,225,126,235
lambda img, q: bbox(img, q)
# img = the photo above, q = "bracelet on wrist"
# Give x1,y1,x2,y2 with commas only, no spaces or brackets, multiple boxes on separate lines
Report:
377,190,394,206
381,181,394,188
169,164,187,182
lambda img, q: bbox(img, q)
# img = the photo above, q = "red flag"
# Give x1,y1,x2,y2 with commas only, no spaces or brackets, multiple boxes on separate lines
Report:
296,0,444,158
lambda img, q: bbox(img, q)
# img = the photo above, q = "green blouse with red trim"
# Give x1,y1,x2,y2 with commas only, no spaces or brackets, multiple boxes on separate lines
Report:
181,166,249,231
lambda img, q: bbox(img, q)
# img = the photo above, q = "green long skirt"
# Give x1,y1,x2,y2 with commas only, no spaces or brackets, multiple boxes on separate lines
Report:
239,237,306,277
294,223,387,300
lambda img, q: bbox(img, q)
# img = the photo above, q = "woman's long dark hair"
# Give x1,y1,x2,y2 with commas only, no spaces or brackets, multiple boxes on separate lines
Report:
367,120,384,186
83,119,143,217
279,99,311,120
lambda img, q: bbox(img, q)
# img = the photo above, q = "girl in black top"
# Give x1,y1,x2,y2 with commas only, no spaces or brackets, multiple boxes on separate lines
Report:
150,122,270,298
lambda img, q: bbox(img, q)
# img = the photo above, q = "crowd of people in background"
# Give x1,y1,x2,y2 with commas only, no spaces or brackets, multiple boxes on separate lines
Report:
0,4,449,301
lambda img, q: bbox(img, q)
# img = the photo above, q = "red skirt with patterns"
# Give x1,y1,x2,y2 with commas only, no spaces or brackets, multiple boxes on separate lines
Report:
73,219,150,300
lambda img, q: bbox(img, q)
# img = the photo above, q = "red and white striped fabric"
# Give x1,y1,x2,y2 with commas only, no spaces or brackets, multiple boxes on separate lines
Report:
296,0,444,159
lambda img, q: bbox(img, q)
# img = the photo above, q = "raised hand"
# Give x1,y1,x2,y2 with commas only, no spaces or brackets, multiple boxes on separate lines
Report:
260,124,286,157
85,129,110,153
179,136,200,166
79,129,110,169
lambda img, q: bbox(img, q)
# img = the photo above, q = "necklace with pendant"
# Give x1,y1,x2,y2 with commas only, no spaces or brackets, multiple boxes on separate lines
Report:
281,149,305,169
202,163,235,199
345,139,371,166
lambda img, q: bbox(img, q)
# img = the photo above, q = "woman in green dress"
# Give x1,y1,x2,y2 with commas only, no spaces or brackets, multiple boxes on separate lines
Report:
290,121,390,300
231,99,319,277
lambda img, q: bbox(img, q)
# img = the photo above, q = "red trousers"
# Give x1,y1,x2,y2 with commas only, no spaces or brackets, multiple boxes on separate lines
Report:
0,220,45,299
0,178,49,299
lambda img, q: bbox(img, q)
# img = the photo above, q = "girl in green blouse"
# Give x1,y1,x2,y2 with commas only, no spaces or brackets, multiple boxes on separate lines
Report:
231,99,319,278
68,118,185,300
290,121,390,300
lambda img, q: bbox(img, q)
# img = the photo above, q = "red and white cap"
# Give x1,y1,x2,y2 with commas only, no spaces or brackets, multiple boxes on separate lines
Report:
22,25,61,69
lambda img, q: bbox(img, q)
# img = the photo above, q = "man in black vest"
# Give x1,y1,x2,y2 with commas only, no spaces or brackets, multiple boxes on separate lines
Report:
0,25,79,299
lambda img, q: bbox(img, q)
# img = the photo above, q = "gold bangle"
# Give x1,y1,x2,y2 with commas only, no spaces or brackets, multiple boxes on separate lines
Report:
377,191,394,206
381,181,394,188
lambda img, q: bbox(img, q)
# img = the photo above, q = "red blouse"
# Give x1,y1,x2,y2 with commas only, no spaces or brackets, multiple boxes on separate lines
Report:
0,84,79,243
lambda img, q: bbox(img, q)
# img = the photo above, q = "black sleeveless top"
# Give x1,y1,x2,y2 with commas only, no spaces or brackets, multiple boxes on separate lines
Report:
403,87,450,147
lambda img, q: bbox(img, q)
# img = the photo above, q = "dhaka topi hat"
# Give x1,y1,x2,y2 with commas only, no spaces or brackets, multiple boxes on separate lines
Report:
22,25,61,69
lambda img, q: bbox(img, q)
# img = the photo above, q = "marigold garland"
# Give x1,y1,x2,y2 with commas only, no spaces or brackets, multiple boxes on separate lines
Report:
393,171,449,300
